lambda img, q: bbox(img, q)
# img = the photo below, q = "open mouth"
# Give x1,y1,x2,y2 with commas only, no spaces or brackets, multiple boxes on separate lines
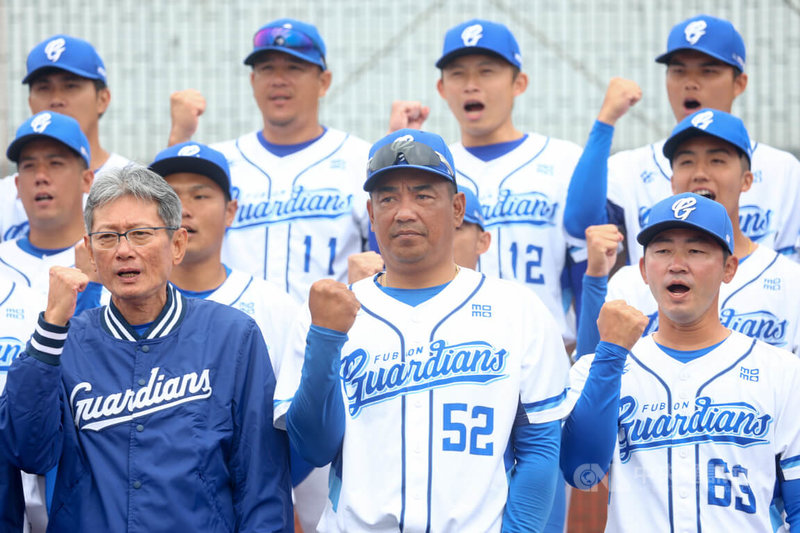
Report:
693,188,716,200
667,283,690,295
117,269,140,279
464,101,484,112
35,193,54,202
684,98,701,110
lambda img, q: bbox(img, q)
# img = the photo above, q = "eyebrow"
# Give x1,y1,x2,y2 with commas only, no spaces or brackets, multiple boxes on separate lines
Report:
19,151,70,162
673,146,735,159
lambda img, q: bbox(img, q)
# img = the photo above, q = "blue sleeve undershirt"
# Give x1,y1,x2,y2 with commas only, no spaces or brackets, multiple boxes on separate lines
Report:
575,274,607,359
285,325,347,467
564,121,614,239
782,478,800,528
502,420,561,532
561,341,629,488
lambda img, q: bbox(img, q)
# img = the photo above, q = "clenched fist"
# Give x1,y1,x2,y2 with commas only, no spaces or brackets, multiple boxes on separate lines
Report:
309,279,360,333
45,266,90,326
347,251,384,283
585,224,624,277
388,100,430,133
597,78,642,126
168,89,207,146
597,300,649,351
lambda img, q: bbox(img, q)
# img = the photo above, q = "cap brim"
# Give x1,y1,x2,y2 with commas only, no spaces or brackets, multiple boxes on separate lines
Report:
637,219,732,254
655,48,741,70
435,48,514,69
22,64,102,84
363,165,455,192
149,157,231,198
6,133,86,166
243,47,325,69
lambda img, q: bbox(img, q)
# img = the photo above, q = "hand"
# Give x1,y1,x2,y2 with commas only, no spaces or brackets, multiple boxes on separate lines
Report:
388,100,430,133
44,266,90,326
168,89,206,146
347,251,384,283
74,239,100,284
309,279,360,333
597,300,648,351
585,224,624,277
597,78,642,126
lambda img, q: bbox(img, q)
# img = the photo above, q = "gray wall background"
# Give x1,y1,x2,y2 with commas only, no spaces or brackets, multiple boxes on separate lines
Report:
1,0,799,177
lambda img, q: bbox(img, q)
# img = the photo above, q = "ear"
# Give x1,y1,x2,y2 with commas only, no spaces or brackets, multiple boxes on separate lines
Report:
669,174,677,194
512,71,528,97
436,78,445,99
318,70,333,98
366,197,375,226
722,254,738,284
740,169,753,193
224,198,238,228
476,230,491,255
171,228,188,265
250,70,256,89
639,256,648,285
96,87,111,118
733,72,748,99
452,191,466,228
81,168,94,194
84,234,97,271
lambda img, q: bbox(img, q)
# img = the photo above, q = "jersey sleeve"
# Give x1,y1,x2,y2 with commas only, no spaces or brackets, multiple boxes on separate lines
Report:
774,350,800,481
517,290,572,424
771,151,800,262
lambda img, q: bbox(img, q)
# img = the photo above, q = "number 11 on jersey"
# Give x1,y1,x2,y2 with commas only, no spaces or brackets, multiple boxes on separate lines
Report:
303,235,337,275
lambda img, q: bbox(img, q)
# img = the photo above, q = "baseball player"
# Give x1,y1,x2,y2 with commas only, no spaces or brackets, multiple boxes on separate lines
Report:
563,14,800,264
0,34,131,243
0,111,92,294
0,166,293,531
168,18,370,303
149,141,299,377
561,191,800,531
575,110,800,361
0,277,44,532
275,129,571,532
390,19,584,348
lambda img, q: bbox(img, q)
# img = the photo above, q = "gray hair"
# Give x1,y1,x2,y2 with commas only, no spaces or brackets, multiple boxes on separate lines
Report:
84,165,182,231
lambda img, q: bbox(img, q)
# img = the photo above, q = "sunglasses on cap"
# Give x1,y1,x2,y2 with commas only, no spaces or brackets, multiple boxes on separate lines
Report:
253,26,325,64
367,140,455,179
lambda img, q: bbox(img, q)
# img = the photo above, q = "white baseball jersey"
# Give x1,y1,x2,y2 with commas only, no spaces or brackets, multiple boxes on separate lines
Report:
0,240,75,295
607,245,800,355
570,332,800,532
213,129,370,302
0,153,130,242
0,277,47,533
275,268,571,532
452,134,583,341
608,140,800,264
203,269,299,378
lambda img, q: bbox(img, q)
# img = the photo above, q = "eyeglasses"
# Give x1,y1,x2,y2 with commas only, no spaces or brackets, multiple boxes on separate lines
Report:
253,26,325,63
367,140,455,179
88,226,177,250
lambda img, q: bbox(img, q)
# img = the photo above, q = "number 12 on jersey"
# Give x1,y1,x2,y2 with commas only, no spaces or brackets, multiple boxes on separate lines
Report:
509,242,544,284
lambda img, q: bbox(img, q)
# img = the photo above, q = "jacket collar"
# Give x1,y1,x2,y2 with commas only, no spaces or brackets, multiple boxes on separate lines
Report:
102,284,187,341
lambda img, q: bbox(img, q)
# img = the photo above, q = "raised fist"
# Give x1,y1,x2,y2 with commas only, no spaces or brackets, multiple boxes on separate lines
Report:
309,279,360,333
597,300,648,351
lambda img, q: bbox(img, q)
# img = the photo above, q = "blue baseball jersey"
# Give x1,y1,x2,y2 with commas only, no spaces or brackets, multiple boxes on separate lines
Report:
213,129,370,302
452,134,583,342
0,286,293,532
275,268,571,532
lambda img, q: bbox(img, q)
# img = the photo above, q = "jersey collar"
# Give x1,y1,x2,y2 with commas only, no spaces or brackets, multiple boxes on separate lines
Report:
101,284,187,341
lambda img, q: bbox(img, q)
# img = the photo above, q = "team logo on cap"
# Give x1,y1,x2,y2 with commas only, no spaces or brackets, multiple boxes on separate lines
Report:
684,20,707,45
31,113,52,133
177,144,201,157
672,197,697,220
44,38,67,62
691,110,714,130
461,24,483,46
391,134,415,150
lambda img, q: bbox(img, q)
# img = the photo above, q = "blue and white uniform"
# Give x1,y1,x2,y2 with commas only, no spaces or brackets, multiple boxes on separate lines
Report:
275,268,571,532
452,134,583,341
0,285,293,532
0,153,130,243
0,239,75,295
213,129,370,302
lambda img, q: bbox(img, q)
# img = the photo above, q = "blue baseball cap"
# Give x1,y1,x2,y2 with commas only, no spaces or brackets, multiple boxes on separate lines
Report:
655,15,745,72
638,192,734,254
436,19,522,69
244,19,326,69
7,111,90,167
459,185,484,229
663,108,751,165
149,142,232,200
22,34,107,84
365,129,456,192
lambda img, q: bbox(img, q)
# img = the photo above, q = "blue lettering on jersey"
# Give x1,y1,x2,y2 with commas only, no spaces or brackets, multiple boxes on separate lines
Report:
643,312,659,337
5,308,25,320
0,337,24,371
738,205,773,243
762,277,781,291
229,185,353,229
719,309,787,347
638,206,651,229
3,222,29,242
618,395,772,463
341,340,508,417
739,367,759,382
482,190,559,227
640,170,655,184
